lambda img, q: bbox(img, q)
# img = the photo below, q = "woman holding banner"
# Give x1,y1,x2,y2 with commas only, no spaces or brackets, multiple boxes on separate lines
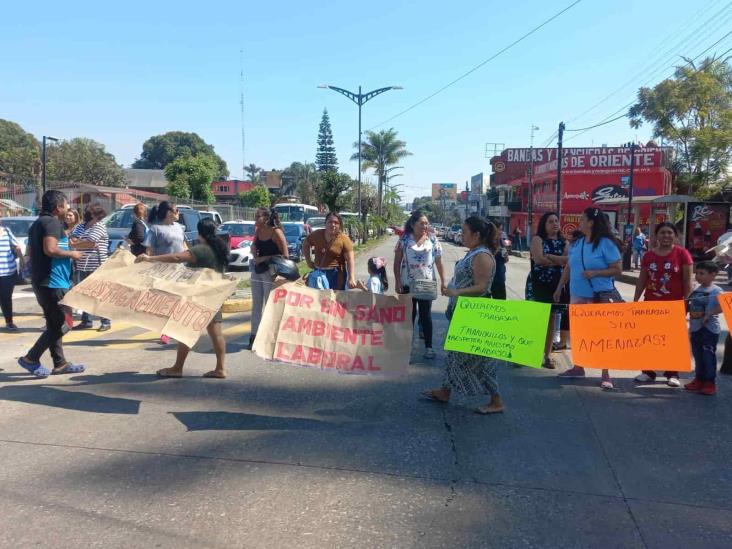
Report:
250,208,288,349
136,218,229,379
394,211,445,360
633,222,692,387
303,212,356,291
422,216,504,414
554,207,623,390
530,212,569,369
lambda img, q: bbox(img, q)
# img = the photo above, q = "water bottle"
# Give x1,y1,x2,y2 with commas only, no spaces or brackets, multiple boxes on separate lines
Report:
553,312,562,344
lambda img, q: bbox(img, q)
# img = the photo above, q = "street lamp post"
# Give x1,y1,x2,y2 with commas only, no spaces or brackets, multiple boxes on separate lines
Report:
318,84,402,226
42,135,59,193
527,125,539,246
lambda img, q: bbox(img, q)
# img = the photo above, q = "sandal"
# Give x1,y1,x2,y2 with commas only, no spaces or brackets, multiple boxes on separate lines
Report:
202,370,226,379
17,356,41,374
420,389,449,403
474,405,505,415
156,368,182,378
52,363,86,375
542,357,556,369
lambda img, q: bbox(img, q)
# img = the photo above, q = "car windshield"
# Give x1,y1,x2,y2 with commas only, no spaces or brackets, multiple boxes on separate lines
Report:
104,210,134,229
178,210,199,232
0,218,34,237
222,223,256,237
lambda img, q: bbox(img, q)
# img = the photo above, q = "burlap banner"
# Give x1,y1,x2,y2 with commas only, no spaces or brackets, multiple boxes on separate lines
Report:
253,282,413,376
61,249,237,347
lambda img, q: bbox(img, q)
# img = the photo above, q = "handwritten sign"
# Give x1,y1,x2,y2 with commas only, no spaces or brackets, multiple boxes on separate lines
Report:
61,249,237,348
253,282,413,376
443,297,551,368
569,300,691,371
720,293,732,330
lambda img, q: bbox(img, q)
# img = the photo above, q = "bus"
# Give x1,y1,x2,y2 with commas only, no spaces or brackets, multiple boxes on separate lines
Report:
272,203,318,222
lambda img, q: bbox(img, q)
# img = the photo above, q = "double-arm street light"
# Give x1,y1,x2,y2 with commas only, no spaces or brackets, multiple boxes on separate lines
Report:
317,84,402,221
42,135,59,193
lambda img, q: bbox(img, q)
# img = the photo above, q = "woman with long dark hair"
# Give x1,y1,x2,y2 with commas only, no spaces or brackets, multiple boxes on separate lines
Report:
633,222,692,386
127,202,148,257
554,207,623,389
144,200,184,345
530,212,569,368
422,216,505,414
250,208,288,349
136,218,229,378
393,210,445,359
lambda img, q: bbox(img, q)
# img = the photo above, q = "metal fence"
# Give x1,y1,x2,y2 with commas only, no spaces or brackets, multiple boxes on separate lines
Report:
0,173,256,222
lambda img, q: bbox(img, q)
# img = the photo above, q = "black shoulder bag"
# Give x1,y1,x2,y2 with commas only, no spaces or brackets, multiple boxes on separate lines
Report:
580,239,624,303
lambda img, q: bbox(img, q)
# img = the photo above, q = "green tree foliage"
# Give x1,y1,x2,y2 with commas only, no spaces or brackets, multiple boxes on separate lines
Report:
629,56,732,195
164,155,217,204
316,171,352,211
238,184,271,208
352,128,411,215
315,109,338,173
0,119,40,182
47,138,125,186
244,163,262,182
281,161,319,203
133,131,229,179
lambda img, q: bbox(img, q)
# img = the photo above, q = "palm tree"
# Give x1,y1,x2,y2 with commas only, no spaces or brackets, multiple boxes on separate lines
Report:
244,163,262,183
351,128,412,216
280,162,319,204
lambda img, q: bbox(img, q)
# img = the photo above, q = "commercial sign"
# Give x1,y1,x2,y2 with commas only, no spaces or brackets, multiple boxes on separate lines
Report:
431,183,457,201
685,202,732,261
470,173,486,202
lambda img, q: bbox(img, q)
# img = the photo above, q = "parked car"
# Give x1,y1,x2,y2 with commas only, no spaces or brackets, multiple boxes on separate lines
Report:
385,226,394,235
199,210,223,226
282,222,308,262
220,220,256,249
307,216,326,230
455,229,463,246
447,224,461,242
0,215,37,255
228,240,253,271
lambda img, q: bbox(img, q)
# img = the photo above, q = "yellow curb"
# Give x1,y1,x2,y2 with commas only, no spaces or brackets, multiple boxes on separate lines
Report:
222,298,252,313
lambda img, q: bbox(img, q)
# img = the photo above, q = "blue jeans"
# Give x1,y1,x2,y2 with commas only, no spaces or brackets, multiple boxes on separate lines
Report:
691,327,719,382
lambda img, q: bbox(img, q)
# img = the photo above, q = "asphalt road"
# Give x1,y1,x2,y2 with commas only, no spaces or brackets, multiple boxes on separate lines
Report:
1,236,731,548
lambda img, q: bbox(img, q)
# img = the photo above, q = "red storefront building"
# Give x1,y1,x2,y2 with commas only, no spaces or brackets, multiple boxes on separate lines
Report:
490,146,672,237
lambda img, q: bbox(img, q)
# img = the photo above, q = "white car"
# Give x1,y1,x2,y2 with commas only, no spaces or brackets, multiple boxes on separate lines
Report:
385,227,394,235
228,240,253,271
0,216,37,255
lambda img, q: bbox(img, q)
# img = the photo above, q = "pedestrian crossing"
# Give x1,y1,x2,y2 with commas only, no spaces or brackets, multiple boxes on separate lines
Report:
0,312,251,351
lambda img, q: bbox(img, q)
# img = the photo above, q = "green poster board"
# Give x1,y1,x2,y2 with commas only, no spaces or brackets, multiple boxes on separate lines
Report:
443,297,551,368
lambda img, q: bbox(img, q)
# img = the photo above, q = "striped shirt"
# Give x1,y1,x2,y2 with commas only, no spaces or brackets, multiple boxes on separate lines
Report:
0,226,19,277
72,222,109,272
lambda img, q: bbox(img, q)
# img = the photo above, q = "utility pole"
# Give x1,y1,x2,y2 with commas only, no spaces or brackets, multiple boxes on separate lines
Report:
556,122,565,217
527,125,539,245
622,143,637,270
239,50,246,180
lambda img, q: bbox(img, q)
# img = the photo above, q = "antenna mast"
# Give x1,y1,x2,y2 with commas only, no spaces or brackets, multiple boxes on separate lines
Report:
239,49,246,180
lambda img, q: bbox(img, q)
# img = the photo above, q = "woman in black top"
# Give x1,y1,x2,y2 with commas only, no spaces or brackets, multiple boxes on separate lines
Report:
529,212,569,368
250,208,288,348
127,203,148,256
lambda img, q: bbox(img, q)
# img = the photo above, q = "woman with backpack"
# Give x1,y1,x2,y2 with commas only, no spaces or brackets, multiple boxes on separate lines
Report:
393,210,445,360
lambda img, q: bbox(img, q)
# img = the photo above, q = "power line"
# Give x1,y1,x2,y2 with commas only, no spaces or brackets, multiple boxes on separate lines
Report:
564,113,628,132
368,0,583,130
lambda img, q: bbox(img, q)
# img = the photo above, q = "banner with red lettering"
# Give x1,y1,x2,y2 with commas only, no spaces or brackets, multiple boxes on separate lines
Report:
61,249,238,347
253,282,413,376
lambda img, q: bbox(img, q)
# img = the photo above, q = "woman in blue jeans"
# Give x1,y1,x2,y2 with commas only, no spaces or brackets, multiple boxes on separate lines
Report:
553,207,623,390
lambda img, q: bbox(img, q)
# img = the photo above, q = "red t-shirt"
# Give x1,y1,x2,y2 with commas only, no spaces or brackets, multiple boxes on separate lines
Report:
641,245,692,301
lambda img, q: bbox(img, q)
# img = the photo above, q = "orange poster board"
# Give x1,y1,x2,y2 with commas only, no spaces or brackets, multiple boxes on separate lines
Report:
720,293,732,329
569,300,692,372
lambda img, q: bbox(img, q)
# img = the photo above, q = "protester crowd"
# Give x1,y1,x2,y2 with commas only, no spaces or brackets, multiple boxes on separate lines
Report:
6,191,731,413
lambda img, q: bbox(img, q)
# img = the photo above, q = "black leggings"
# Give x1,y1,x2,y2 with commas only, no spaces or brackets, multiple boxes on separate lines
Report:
412,298,433,348
0,274,15,324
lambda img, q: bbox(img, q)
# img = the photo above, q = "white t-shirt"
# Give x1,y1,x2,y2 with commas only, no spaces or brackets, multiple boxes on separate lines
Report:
397,233,442,288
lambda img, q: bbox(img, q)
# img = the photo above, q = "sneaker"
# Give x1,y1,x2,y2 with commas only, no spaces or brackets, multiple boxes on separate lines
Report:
700,382,717,396
666,377,681,388
424,348,436,359
73,322,93,330
634,373,655,383
5,323,18,332
685,378,703,391
558,366,585,378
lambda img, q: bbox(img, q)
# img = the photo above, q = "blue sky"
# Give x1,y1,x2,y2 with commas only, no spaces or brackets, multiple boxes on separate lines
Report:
2,0,731,202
